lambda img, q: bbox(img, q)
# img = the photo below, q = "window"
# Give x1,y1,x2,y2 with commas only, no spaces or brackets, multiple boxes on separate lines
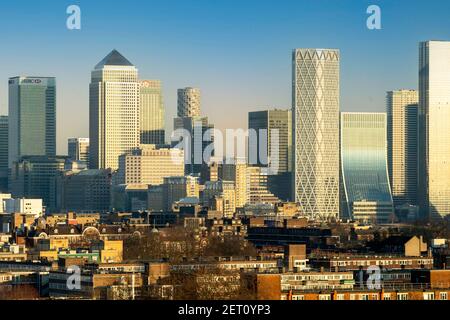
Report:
293,295,305,300
397,293,408,300
336,294,345,301
319,294,331,300
359,294,369,300
383,293,392,300
423,292,435,300
439,292,448,300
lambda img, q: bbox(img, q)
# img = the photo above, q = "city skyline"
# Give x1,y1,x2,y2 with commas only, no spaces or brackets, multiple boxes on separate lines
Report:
0,2,449,221
0,1,449,305
1,1,450,154
3,42,450,220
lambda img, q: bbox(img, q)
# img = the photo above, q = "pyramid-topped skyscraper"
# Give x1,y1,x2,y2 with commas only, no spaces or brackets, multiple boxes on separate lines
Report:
94,49,134,69
89,50,140,170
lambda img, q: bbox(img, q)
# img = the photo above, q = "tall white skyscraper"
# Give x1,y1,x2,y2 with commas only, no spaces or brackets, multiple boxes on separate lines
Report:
178,87,200,118
89,50,140,170
387,90,419,207
419,41,450,220
292,49,340,220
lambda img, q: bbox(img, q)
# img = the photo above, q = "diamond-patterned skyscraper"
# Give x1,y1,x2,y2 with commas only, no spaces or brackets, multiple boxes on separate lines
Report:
292,49,340,220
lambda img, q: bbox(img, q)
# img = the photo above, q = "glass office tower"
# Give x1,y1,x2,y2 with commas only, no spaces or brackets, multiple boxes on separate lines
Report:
248,109,292,174
248,109,292,200
386,90,419,208
8,77,56,168
10,155,68,212
341,112,394,223
419,41,450,220
140,80,165,145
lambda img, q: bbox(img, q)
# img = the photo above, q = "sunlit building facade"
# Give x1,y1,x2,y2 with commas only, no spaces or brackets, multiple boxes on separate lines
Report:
249,109,292,201
0,116,8,191
340,113,394,223
292,49,340,220
248,109,292,174
117,145,184,186
140,80,165,145
418,41,450,220
246,166,279,205
177,87,200,118
220,159,248,208
202,180,236,217
89,50,140,170
386,90,419,207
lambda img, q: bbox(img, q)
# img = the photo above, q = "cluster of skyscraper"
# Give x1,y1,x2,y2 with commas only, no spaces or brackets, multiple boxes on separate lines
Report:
89,50,160,170
0,49,216,213
288,41,450,223
0,41,449,223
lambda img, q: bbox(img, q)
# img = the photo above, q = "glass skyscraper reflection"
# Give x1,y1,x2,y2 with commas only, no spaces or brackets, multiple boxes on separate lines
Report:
340,112,394,223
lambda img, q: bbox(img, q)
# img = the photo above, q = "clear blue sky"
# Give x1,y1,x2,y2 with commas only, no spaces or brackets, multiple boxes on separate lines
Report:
1,0,450,154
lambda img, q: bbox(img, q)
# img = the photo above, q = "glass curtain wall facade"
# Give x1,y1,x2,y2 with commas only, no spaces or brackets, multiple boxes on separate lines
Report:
8,77,56,168
341,112,394,223
248,109,293,200
386,90,419,208
248,109,292,174
140,80,165,145
418,41,450,220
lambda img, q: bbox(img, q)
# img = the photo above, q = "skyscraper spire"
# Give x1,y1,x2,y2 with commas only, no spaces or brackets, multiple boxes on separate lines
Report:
94,49,134,69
